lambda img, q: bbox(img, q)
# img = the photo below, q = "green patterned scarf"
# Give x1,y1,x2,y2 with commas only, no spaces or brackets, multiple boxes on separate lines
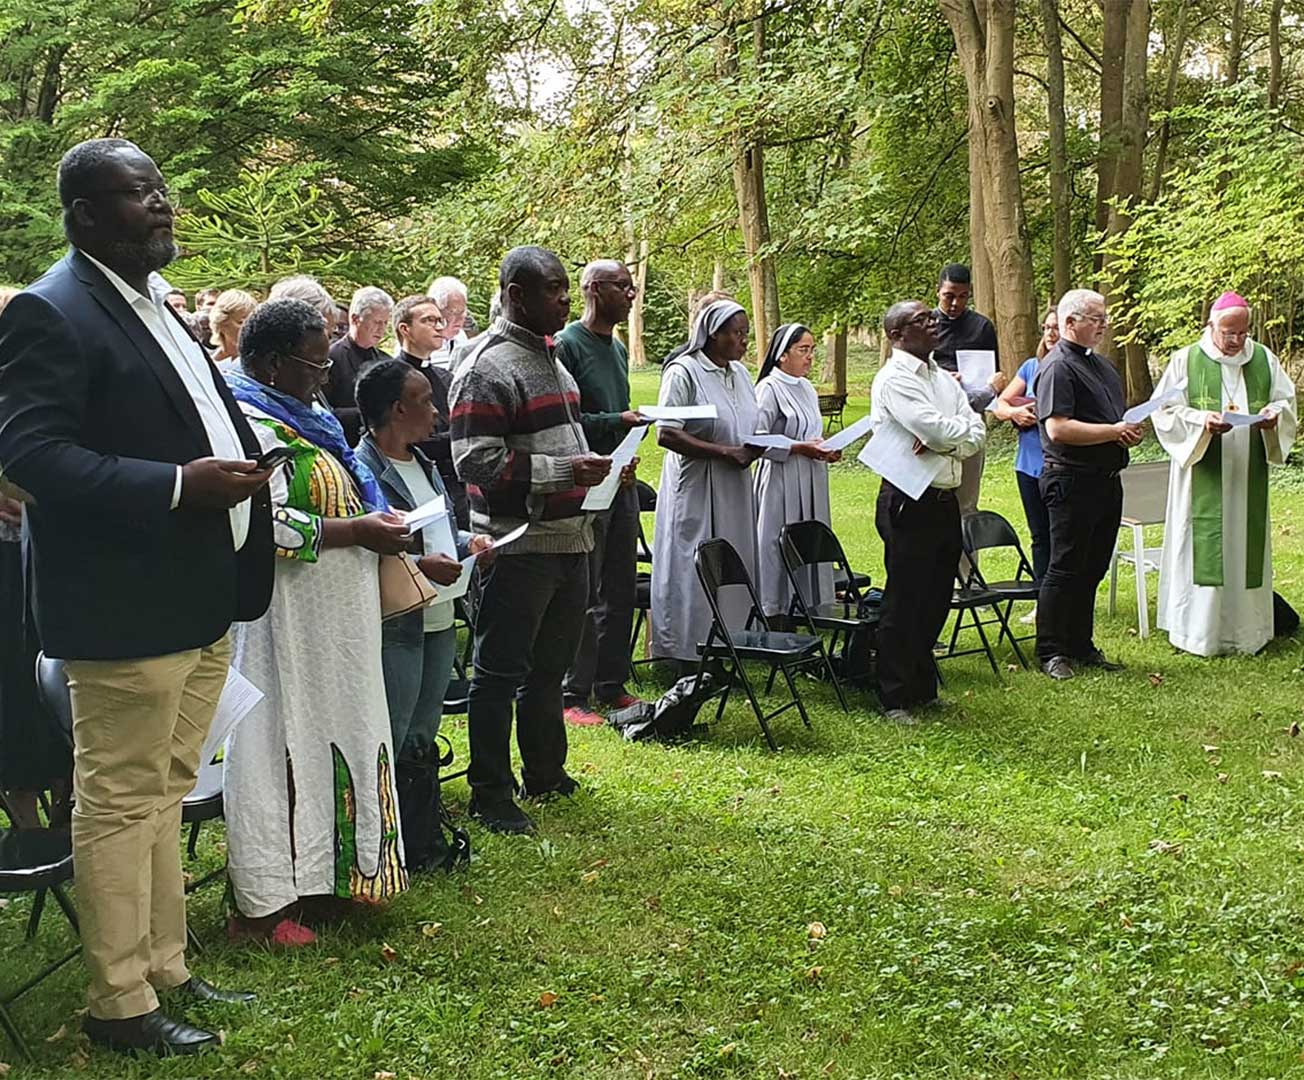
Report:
1186,342,1271,588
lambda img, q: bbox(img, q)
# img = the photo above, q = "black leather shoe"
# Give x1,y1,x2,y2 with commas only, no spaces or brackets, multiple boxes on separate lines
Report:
520,772,579,800
468,797,536,835
83,1008,219,1056
1041,655,1075,680
1077,648,1124,672
169,975,256,1005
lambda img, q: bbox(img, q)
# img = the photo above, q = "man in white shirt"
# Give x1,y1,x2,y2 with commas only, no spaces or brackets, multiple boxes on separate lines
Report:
0,138,274,1056
869,300,986,723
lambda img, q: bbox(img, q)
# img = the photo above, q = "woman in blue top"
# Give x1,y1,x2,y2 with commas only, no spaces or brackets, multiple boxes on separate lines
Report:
993,308,1059,593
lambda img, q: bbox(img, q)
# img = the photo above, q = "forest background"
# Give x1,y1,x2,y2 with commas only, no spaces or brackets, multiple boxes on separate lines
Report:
1,0,1302,404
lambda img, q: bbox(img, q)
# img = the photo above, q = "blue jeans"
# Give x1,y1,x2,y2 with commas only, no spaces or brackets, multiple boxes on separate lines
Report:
381,615,458,755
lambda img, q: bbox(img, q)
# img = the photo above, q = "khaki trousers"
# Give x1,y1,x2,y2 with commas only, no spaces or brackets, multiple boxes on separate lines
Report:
64,634,230,1020
957,446,986,577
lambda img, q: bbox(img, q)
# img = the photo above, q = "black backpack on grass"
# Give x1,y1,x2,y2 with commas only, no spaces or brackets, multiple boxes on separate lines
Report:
607,670,721,742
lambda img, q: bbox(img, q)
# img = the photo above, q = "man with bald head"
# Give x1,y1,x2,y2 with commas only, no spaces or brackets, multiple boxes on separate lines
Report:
869,300,986,724
1152,292,1297,656
555,260,649,724
0,138,273,1054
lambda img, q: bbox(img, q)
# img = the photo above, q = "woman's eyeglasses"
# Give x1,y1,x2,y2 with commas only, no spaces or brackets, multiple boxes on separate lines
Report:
282,351,333,371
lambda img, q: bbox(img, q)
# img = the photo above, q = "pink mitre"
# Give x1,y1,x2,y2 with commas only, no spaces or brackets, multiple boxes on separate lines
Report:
1211,290,1249,312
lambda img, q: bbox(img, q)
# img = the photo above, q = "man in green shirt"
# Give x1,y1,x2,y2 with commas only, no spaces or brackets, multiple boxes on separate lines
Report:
557,260,650,722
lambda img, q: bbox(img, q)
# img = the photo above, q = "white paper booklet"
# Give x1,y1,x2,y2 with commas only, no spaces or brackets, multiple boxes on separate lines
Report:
855,421,946,500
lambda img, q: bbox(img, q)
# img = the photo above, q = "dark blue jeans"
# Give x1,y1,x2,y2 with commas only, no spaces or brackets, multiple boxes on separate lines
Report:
381,615,458,755
1015,469,1051,583
468,552,589,805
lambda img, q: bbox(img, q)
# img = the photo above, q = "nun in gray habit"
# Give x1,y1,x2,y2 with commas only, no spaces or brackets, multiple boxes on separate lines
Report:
651,299,762,664
753,323,840,619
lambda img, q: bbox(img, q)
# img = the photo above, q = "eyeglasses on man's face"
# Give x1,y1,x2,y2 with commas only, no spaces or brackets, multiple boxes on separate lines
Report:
1073,311,1109,328
595,280,638,296
89,182,172,207
905,311,940,328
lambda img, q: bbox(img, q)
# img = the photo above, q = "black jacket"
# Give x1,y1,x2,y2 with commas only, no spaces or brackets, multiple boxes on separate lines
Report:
0,250,274,660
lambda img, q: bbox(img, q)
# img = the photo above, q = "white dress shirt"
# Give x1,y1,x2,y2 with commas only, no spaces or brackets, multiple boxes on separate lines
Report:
82,251,250,548
870,347,986,490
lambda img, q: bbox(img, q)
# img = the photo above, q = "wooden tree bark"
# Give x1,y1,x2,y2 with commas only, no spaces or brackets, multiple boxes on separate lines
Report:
1094,1,1129,272
1269,0,1285,109
1040,0,1071,300
626,237,649,369
819,328,847,395
1101,0,1153,402
967,131,994,316
940,0,1040,373
1227,0,1245,83
1147,3,1188,203
717,16,779,363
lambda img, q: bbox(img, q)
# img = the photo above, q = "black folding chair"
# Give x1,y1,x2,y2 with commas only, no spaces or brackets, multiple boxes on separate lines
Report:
0,826,80,1061
693,538,841,750
778,521,870,699
36,654,225,952
960,511,1037,668
629,480,657,684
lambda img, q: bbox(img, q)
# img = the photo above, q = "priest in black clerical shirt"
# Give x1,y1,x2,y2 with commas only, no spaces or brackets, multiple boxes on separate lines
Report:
326,285,393,445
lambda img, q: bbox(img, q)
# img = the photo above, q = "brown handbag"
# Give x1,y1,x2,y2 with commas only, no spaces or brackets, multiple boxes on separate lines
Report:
378,553,439,621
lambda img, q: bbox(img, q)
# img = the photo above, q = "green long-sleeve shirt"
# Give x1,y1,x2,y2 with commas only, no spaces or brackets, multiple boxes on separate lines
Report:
554,321,630,455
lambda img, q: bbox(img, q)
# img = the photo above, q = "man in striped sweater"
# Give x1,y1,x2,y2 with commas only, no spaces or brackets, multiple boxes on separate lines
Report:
449,247,613,834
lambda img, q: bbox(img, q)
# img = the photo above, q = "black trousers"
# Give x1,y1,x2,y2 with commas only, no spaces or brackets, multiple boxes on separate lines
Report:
1015,470,1052,583
468,552,589,804
564,484,638,705
1035,468,1123,661
875,482,961,710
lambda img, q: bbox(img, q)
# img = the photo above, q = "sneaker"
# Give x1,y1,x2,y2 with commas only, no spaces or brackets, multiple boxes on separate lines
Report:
1019,605,1038,625
468,797,537,835
1077,648,1124,672
600,692,643,710
1040,655,1075,680
563,705,605,727
883,708,920,726
520,772,580,800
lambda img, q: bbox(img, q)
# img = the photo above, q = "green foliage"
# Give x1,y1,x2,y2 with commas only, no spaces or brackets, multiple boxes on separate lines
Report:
1101,88,1304,361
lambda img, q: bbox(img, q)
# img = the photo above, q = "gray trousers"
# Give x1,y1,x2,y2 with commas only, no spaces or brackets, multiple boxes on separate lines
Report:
564,484,639,705
957,446,986,577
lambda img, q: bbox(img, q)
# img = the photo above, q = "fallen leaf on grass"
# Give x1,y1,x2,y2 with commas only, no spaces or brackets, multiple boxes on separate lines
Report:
1202,744,1220,753
0,1063,10,1076
581,870,600,884
45,1024,66,1043
0,899,8,909
374,1072,397,1079
1263,770,1283,781
552,905,564,917
806,965,824,981
718,1043,737,1058
537,991,559,1008
1173,792,1188,803
1290,721,1301,738
644,895,660,911
1217,773,1230,784
587,858,609,869
421,922,443,938
67,1051,88,1071
807,921,827,940
240,1059,259,1073
887,884,903,897
379,942,399,962
1148,839,1183,857
1148,673,1164,687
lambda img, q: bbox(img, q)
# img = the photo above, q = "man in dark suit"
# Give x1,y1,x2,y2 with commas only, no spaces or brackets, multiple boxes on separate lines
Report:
0,138,275,1056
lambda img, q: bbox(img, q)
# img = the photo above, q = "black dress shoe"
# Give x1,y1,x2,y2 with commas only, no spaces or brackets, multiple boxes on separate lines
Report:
170,975,256,1005
468,797,536,835
1077,648,1124,672
1041,655,1075,680
83,1008,219,1056
520,772,579,801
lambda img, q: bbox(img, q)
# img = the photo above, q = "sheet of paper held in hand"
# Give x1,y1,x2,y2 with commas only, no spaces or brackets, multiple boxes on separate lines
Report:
194,667,264,799
743,433,794,450
819,413,874,453
638,404,719,421
1222,410,1267,428
1122,385,1186,425
582,425,650,511
955,349,996,393
434,521,530,602
856,421,946,501
402,495,447,533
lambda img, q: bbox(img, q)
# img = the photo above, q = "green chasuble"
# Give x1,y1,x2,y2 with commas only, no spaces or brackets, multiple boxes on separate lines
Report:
1185,342,1271,588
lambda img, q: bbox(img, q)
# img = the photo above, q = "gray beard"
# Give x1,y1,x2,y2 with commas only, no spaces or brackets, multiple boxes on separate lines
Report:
102,233,178,278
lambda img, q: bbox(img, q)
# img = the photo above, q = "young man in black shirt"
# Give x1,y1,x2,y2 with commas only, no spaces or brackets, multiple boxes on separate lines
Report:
1034,288,1144,680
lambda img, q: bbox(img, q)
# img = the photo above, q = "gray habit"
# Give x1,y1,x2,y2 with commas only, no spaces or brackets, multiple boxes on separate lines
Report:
651,352,760,662
753,369,834,616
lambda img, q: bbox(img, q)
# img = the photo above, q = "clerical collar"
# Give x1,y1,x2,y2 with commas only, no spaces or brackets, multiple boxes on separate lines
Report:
1061,338,1094,359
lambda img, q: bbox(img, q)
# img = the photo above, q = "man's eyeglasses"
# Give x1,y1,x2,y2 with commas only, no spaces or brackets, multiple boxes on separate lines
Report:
282,351,333,372
594,280,638,295
1072,312,1110,328
905,312,940,328
88,183,172,206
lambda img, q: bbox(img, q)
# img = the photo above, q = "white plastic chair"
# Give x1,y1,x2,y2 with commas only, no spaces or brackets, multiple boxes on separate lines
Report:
1108,461,1169,637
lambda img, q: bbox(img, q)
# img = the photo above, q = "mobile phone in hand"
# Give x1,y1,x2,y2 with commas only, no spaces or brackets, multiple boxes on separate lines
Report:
254,446,295,471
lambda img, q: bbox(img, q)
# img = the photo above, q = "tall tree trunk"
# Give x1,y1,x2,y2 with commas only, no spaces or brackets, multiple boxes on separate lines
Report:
819,328,847,395
1101,0,1153,402
1269,0,1285,109
967,128,994,316
626,237,649,369
1094,1,1129,273
712,258,726,293
1227,0,1245,84
717,16,778,363
1040,0,1071,300
1147,3,1188,203
941,0,1040,373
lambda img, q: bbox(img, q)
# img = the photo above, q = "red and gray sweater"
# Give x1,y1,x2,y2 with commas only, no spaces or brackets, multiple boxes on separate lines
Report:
449,318,594,555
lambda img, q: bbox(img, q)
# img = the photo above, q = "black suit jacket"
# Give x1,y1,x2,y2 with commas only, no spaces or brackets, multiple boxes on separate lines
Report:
0,250,274,660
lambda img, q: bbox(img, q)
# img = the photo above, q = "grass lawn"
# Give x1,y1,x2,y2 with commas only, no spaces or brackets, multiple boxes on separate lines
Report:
5,365,1304,1078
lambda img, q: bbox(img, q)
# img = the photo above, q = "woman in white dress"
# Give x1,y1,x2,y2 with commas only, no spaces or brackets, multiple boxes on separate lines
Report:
651,300,762,666
752,324,841,622
222,300,413,945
